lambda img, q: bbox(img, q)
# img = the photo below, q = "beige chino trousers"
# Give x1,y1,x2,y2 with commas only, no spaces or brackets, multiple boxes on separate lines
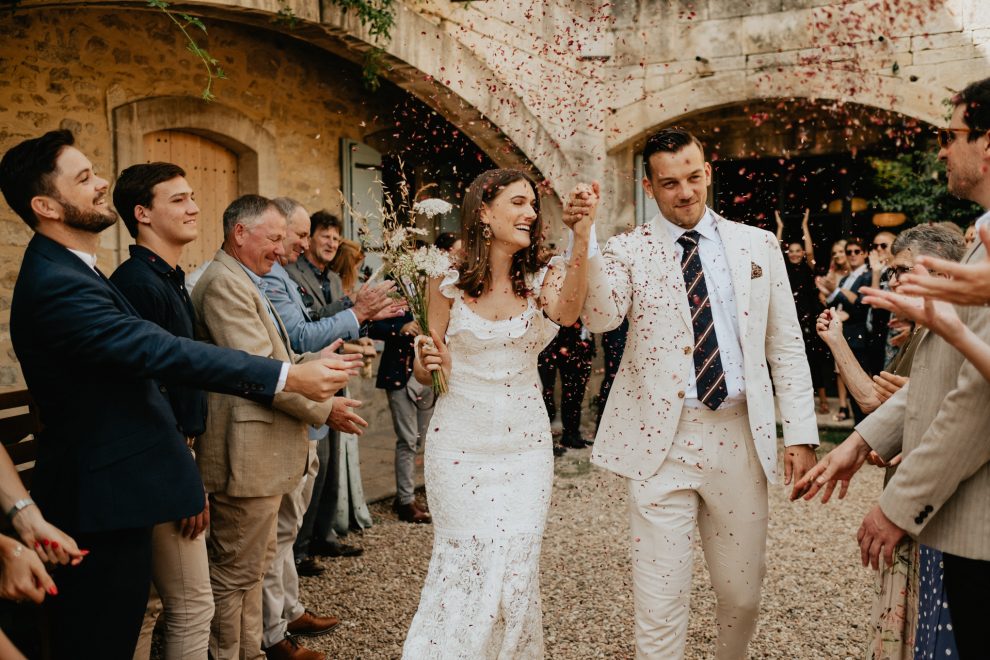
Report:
132,521,214,660
207,493,281,660
628,405,768,660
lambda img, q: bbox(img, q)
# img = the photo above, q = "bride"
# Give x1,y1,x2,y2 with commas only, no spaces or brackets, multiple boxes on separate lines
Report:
403,169,597,658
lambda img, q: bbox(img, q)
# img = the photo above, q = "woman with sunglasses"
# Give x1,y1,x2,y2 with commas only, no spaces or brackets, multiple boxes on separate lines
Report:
816,237,873,422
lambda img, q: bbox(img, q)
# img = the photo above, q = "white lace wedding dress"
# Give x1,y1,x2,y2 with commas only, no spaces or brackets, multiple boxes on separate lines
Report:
402,265,560,660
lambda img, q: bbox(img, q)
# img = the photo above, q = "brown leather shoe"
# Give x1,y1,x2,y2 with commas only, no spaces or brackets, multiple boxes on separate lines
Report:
394,499,432,524
264,637,325,660
286,609,340,638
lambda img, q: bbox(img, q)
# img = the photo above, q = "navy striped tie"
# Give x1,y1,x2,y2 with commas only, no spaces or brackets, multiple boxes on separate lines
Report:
677,231,728,410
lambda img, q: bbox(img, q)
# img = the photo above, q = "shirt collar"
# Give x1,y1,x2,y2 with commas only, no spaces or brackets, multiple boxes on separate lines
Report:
300,255,327,278
67,248,98,272
656,206,718,244
236,261,266,291
847,263,868,278
129,244,184,280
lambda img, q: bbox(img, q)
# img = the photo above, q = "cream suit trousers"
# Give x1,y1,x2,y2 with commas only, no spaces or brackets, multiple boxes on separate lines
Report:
628,405,768,660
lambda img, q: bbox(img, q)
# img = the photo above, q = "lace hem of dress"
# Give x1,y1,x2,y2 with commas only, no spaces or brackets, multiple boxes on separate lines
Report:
401,533,545,660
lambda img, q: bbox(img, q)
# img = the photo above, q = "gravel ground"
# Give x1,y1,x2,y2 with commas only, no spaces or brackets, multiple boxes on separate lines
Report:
299,442,883,660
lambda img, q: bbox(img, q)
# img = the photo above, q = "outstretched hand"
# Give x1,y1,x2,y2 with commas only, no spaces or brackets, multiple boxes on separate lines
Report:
791,432,871,503
897,223,990,306
861,276,965,343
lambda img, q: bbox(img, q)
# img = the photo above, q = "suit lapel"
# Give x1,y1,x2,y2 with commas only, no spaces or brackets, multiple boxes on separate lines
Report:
215,250,293,359
31,234,141,316
716,215,751,339
648,218,693,332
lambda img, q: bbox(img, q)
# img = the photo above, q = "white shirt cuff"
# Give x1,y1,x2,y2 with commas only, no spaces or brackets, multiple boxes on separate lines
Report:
275,362,290,393
347,308,360,329
565,224,599,259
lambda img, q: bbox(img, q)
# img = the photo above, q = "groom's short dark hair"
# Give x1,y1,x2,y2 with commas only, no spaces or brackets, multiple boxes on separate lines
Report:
642,128,706,179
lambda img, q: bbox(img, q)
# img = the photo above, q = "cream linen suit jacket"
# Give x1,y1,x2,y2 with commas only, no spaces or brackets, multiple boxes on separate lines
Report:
855,241,990,561
582,211,818,483
192,249,334,498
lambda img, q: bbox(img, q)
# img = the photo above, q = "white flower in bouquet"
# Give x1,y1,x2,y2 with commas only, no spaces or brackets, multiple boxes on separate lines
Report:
413,198,454,218
412,245,452,278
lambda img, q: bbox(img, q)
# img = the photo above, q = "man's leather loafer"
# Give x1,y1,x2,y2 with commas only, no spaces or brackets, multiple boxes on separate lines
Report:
287,609,340,638
264,637,325,660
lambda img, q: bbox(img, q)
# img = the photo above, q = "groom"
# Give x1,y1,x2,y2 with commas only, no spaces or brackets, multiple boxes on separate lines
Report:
577,128,818,659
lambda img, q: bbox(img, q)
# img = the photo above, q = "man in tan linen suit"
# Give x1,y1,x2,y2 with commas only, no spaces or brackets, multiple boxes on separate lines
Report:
577,128,818,659
797,78,990,657
192,195,351,660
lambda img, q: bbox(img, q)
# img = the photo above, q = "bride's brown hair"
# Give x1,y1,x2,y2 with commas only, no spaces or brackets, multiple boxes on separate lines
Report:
457,169,549,298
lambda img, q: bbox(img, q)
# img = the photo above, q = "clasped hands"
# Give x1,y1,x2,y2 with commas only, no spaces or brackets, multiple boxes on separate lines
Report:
2,505,87,604
562,182,600,241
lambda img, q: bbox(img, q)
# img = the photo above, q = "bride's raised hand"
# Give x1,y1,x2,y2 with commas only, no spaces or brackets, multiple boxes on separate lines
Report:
563,181,599,239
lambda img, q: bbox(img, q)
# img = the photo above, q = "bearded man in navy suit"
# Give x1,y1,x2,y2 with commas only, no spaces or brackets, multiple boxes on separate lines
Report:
0,129,353,660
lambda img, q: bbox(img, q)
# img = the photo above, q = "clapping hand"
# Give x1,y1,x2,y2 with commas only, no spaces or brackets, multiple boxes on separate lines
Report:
352,281,406,323
327,397,368,435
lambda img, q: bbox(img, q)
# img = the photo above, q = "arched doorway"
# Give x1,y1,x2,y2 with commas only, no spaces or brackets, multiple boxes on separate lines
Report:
143,130,239,272
628,98,978,267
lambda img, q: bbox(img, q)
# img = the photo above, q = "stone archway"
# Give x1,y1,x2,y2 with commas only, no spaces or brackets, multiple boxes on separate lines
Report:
111,95,277,262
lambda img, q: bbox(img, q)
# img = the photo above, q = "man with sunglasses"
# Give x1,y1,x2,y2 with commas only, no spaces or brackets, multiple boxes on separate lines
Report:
796,76,990,658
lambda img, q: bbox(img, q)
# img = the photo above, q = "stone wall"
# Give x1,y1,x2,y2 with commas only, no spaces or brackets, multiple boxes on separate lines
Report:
0,7,405,389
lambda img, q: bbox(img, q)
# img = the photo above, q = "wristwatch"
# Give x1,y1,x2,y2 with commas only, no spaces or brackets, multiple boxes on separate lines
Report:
6,497,35,521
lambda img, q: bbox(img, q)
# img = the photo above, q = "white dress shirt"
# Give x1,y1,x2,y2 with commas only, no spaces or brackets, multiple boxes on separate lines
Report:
657,208,746,409
826,263,867,305
975,209,990,232
67,248,98,272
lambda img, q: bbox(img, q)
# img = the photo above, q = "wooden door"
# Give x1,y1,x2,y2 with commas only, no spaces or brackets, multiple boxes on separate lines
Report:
142,130,239,272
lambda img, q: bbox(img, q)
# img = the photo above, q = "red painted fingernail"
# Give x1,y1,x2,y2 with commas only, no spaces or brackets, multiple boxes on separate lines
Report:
51,541,59,549
34,542,41,549
47,586,58,596
41,539,49,547
80,549,90,556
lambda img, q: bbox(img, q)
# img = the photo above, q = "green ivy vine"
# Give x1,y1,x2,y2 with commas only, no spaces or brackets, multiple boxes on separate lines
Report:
328,0,395,90
147,0,226,101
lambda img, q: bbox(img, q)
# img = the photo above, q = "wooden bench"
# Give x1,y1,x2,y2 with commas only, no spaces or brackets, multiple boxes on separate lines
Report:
0,389,41,489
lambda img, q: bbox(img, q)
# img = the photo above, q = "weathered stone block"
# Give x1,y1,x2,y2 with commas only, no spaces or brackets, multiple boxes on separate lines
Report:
709,0,784,20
